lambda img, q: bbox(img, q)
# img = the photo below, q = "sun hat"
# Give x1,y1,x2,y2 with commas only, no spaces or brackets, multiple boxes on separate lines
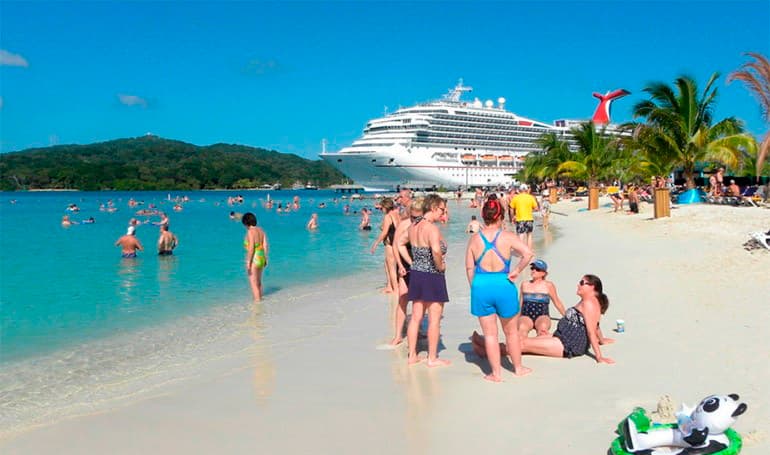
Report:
530,259,548,271
519,183,529,191
127,226,136,235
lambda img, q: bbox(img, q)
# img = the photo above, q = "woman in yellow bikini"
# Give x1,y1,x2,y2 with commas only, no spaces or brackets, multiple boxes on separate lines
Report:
242,212,269,301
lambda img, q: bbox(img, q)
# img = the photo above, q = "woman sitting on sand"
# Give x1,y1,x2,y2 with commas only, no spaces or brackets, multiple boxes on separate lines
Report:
518,259,566,338
465,195,534,381
472,274,614,364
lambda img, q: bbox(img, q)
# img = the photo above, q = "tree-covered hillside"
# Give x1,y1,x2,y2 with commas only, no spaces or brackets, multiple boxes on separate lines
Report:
0,136,346,191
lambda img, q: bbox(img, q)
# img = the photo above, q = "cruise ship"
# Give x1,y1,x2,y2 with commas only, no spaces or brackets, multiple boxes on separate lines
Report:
320,80,629,191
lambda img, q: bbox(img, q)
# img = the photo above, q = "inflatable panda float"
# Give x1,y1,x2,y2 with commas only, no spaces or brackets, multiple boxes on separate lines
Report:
610,394,748,455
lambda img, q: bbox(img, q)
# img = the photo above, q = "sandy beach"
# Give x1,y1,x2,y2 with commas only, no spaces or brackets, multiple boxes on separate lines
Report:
2,197,769,454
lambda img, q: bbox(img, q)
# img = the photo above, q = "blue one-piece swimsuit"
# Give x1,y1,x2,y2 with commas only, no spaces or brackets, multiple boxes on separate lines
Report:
470,230,519,318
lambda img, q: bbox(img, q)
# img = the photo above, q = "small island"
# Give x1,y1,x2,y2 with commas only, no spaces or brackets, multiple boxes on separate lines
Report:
0,135,346,191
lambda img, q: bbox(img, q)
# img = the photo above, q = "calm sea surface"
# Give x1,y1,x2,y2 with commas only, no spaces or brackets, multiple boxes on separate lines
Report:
0,190,388,363
0,190,549,433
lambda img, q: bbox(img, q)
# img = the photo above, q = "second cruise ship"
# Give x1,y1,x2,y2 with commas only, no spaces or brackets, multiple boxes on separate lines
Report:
320,80,628,191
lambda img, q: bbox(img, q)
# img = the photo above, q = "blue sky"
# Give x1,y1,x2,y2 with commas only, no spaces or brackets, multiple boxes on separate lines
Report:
1,1,768,158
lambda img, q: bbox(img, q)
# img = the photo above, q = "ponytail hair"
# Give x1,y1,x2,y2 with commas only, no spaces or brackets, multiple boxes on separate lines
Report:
482,195,503,224
582,274,609,314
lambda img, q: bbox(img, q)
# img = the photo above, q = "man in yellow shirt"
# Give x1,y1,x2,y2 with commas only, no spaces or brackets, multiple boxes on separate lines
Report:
510,183,539,249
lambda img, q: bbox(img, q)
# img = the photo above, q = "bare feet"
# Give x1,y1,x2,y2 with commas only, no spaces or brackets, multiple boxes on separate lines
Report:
512,365,533,377
483,374,503,383
407,355,425,365
426,358,451,368
388,338,404,347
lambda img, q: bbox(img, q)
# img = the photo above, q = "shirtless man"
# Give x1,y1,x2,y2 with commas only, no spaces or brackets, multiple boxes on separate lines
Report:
727,179,741,197
359,208,372,230
307,213,319,230
157,225,178,256
397,188,412,220
466,215,481,233
115,226,143,258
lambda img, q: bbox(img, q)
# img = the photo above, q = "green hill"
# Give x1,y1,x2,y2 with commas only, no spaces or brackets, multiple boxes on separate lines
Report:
0,136,346,191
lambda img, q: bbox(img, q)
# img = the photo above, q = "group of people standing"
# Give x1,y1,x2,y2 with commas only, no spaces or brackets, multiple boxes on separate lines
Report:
372,190,616,381
114,212,179,259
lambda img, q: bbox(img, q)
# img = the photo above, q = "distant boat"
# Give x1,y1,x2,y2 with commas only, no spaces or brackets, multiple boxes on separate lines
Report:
257,183,281,190
304,183,319,190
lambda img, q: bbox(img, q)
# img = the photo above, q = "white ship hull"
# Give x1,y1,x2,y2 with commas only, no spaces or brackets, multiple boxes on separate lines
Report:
320,81,628,191
321,144,521,191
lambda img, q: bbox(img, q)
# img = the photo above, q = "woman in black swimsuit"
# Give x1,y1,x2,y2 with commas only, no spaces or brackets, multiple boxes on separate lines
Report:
370,197,401,294
473,274,614,363
386,198,422,347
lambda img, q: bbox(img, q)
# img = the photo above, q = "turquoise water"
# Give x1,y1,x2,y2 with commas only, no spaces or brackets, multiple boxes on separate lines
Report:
0,190,383,363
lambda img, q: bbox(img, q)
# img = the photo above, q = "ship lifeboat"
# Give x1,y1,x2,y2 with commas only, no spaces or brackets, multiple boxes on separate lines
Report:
461,154,477,164
498,155,514,165
480,154,497,164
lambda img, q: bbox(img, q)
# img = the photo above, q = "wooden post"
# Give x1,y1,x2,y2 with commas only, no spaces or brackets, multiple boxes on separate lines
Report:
588,187,599,210
654,188,671,218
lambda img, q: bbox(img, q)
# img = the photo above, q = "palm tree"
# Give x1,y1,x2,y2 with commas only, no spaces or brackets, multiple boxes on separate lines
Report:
520,132,573,181
632,73,756,188
728,52,770,179
556,121,618,187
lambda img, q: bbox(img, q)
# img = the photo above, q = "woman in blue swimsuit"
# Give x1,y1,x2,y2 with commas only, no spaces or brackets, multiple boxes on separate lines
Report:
518,259,566,338
465,195,534,382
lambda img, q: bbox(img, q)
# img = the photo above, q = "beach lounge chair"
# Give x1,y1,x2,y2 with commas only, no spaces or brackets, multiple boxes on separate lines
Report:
740,187,759,207
750,231,770,250
576,186,588,196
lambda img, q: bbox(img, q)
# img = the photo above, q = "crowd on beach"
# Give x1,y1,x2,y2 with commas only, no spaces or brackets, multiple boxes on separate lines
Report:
364,184,615,381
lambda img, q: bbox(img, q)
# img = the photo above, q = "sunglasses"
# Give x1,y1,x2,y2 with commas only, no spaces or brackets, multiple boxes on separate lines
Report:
579,279,593,286
530,266,545,272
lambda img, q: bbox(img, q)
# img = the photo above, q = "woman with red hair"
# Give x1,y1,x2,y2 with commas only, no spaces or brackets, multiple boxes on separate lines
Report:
465,195,534,382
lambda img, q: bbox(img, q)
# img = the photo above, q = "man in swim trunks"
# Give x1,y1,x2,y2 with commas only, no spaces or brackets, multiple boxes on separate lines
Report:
510,183,539,250
157,224,178,256
115,226,143,258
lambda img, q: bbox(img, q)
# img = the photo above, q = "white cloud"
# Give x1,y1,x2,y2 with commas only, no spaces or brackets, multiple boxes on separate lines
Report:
0,49,29,67
118,94,148,108
243,59,281,76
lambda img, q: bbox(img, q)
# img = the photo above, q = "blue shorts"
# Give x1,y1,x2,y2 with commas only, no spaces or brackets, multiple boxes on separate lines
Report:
470,273,519,318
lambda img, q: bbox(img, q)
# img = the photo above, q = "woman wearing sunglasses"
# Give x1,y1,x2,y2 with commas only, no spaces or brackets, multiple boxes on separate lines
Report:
473,274,614,364
406,194,450,367
518,259,566,339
